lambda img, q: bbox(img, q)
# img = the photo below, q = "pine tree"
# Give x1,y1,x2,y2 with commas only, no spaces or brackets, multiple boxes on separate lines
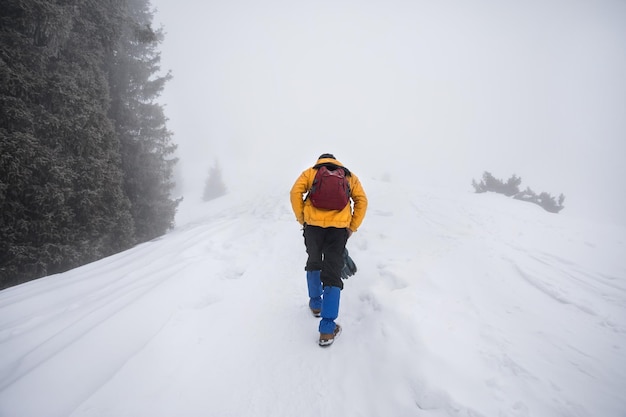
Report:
503,175,522,196
203,162,228,202
537,192,565,213
513,187,538,203
472,172,565,214
472,172,521,196
0,0,135,288
107,0,180,242
0,0,179,289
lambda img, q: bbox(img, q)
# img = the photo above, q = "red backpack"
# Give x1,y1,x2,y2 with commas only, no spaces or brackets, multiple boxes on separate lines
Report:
308,166,351,210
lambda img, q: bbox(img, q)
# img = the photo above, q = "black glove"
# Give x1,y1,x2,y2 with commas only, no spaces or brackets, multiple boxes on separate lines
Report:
341,248,358,279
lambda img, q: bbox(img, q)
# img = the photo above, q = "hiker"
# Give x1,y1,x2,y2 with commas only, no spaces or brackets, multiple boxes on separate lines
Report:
290,153,368,347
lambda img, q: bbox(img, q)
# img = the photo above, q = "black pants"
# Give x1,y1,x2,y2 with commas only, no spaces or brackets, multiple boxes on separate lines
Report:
303,225,348,290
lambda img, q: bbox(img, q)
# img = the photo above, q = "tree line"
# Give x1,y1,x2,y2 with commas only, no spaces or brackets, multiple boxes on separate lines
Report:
0,0,180,289
472,172,565,213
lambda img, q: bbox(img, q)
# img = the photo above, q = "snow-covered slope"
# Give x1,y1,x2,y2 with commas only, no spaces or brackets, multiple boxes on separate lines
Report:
1,179,624,417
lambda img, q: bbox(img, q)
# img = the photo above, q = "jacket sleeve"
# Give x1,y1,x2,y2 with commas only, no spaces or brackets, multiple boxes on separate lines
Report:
349,175,368,231
290,169,311,225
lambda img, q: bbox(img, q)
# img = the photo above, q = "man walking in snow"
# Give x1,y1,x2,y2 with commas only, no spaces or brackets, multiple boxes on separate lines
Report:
290,153,368,347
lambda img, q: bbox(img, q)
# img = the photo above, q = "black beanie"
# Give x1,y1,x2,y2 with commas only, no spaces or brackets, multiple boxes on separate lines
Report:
318,153,335,159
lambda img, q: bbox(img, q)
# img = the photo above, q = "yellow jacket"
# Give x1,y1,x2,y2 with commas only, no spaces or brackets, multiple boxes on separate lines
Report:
290,157,368,231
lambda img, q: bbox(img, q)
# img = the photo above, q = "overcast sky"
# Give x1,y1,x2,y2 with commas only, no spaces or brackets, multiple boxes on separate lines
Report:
151,0,626,225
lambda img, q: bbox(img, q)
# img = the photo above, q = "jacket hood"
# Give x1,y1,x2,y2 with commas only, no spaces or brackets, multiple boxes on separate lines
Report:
313,158,351,176
315,157,343,166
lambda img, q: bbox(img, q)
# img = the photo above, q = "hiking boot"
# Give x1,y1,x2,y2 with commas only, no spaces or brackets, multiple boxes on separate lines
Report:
309,298,322,317
319,324,342,347
310,306,321,317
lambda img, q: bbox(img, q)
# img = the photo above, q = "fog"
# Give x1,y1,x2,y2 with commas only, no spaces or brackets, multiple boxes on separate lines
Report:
151,0,626,225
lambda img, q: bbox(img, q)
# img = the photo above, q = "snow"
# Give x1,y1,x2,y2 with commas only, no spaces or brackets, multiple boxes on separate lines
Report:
1,179,625,417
